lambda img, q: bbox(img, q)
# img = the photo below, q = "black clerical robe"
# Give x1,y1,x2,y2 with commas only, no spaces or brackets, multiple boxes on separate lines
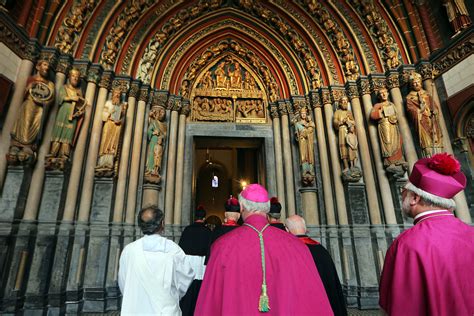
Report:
205,221,239,265
178,221,212,316
270,222,286,230
298,235,347,316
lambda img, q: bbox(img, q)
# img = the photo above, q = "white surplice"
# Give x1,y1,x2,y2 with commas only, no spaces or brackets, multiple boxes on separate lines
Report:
118,234,195,315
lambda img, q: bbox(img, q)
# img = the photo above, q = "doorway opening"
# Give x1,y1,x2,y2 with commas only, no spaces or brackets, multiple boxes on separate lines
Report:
193,137,265,221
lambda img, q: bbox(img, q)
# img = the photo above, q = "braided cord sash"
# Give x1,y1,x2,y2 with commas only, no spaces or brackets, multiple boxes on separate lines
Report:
244,222,271,312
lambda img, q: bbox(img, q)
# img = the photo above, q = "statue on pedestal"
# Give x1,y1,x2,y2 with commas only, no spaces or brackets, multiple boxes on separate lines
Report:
406,72,443,158
370,87,407,178
95,89,127,177
8,60,55,165
46,68,86,170
144,106,167,184
333,96,361,182
442,0,472,36
294,107,315,186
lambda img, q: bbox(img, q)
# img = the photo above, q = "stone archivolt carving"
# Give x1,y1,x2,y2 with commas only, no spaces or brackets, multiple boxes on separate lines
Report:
349,0,401,71
189,57,267,124
7,60,55,166
95,88,128,177
144,105,167,184
55,0,98,55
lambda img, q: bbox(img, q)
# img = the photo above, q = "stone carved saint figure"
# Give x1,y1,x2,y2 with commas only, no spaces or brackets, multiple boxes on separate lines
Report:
406,72,443,158
229,61,243,89
144,106,167,184
370,88,407,177
8,60,55,165
95,89,127,176
47,68,86,161
442,0,472,36
333,96,361,181
294,107,315,186
214,62,227,89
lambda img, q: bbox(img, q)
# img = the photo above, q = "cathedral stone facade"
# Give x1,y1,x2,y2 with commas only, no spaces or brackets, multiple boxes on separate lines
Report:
0,0,473,314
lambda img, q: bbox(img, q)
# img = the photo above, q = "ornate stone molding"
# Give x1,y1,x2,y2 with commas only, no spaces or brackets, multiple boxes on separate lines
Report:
431,32,473,76
0,12,37,61
139,86,151,103
128,81,141,98
269,103,280,119
278,101,289,116
417,62,437,81
320,89,332,105
330,88,346,104
357,77,372,96
367,75,385,94
87,65,102,84
385,71,400,89
309,91,321,109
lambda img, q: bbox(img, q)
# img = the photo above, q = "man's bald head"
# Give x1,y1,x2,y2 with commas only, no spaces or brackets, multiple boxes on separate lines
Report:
285,215,307,235
138,205,164,235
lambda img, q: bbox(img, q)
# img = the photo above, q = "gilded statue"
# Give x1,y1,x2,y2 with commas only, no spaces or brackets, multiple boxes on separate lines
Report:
214,62,228,88
406,72,443,157
144,106,167,184
294,107,315,186
333,96,361,181
8,60,55,165
370,87,407,177
95,89,127,176
229,61,243,89
442,0,472,35
46,68,87,170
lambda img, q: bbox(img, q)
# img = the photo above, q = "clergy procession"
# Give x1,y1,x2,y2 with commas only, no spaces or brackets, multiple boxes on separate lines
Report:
118,153,474,316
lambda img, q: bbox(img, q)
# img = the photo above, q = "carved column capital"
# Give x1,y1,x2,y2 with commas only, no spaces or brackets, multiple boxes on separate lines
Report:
357,77,371,96
278,101,289,116
40,49,60,71
320,88,331,105
99,71,114,89
385,71,400,89
367,75,385,94
73,61,90,80
345,82,359,100
129,81,141,98
181,100,191,116
24,40,41,62
112,78,131,94
87,65,102,84
139,85,151,102
151,91,168,108
170,98,182,112
417,62,437,80
269,103,280,119
309,91,321,109
55,54,73,74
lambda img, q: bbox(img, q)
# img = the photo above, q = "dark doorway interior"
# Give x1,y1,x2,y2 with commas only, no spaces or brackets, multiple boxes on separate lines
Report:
194,137,265,221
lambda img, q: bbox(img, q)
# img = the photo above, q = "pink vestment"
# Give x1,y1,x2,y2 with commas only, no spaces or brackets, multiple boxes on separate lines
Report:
195,214,333,315
380,210,474,315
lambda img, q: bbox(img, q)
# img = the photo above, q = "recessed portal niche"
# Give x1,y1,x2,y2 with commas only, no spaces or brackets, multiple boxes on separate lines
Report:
193,137,265,220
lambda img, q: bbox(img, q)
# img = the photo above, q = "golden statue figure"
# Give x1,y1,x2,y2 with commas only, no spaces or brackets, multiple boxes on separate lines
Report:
144,106,167,184
229,61,242,89
95,89,127,176
46,68,87,170
333,96,361,181
406,72,443,158
442,0,472,36
370,87,407,177
8,60,55,165
294,107,315,186
214,62,227,88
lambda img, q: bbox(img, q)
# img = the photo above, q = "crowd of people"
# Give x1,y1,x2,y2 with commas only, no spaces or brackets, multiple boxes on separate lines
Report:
118,153,474,315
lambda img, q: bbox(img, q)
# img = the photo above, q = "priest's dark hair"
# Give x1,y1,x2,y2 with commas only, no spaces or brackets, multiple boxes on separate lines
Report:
138,205,164,235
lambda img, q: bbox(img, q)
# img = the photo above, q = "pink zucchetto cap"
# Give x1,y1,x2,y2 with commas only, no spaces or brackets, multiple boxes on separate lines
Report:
406,153,466,209
240,184,269,203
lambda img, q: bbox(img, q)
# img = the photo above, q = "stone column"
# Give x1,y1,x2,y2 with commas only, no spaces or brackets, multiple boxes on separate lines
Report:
23,55,68,221
62,65,101,221
321,89,348,225
310,92,335,225
174,101,190,225
77,71,114,222
346,82,382,225
278,101,296,216
387,71,418,168
269,104,286,216
125,86,149,224
419,64,471,223
113,81,140,223
360,77,397,225
164,99,180,225
301,188,319,225
0,59,34,188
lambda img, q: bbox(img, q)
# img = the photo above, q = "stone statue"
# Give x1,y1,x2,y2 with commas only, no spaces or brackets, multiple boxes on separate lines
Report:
95,89,127,176
294,107,315,186
144,106,167,184
8,60,55,165
46,68,87,170
333,96,361,181
406,72,443,157
229,61,242,89
214,62,227,88
370,87,407,177
442,0,472,36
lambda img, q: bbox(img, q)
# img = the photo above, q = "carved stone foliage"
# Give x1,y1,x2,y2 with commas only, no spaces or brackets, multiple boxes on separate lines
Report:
298,0,361,80
349,0,401,71
236,1,323,89
190,57,267,123
0,15,38,61
137,0,223,82
99,0,156,69
433,35,473,75
55,0,98,55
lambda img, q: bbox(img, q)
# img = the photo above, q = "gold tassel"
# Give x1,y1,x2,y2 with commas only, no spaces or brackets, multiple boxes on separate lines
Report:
258,284,270,312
